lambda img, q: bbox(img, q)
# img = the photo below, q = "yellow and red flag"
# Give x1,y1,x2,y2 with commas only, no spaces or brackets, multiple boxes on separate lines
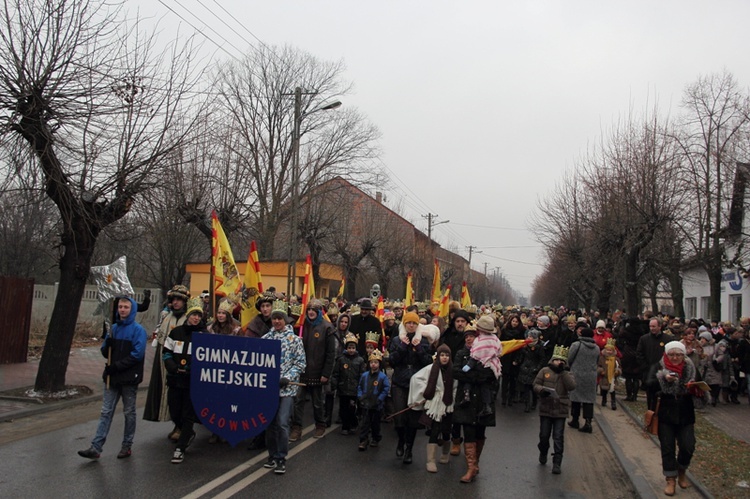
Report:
376,295,385,326
438,285,452,318
431,259,441,305
240,241,264,330
405,272,414,307
501,338,533,357
212,210,242,297
295,255,315,329
376,295,387,350
337,276,345,298
460,281,472,309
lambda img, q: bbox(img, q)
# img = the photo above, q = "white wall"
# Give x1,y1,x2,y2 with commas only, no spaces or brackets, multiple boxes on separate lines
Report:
31,284,163,334
682,267,750,323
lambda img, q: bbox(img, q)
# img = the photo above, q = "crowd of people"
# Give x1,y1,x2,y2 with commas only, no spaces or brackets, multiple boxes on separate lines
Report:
75,287,750,492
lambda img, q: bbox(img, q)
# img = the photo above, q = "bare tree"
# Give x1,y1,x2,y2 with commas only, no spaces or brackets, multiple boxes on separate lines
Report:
211,46,379,261
0,0,203,392
674,71,750,321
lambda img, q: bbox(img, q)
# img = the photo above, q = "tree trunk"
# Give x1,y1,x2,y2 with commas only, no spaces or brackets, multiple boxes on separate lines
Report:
34,221,98,392
667,269,685,319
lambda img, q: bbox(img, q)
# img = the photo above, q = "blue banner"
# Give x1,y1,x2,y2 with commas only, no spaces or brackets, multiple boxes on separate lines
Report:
191,333,281,447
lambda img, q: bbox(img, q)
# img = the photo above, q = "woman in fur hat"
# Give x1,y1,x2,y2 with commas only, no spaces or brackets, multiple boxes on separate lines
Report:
646,341,697,496
408,344,456,472
388,311,433,464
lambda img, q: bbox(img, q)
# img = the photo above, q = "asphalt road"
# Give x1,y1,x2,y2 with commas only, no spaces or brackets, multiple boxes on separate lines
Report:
0,399,636,498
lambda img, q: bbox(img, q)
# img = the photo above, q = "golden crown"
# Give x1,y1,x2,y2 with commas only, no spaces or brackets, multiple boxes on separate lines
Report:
605,338,617,350
344,332,359,345
289,303,302,317
365,331,381,345
552,345,569,361
348,304,361,315
272,300,288,315
186,297,203,316
368,350,383,362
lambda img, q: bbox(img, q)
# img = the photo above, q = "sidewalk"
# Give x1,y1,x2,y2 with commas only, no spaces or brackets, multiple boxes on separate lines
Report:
0,344,155,420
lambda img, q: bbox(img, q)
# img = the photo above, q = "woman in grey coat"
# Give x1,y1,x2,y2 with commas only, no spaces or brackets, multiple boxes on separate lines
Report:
567,327,600,433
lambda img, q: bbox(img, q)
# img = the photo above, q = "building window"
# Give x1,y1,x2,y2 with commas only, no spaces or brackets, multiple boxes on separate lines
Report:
685,298,697,319
729,294,742,325
700,297,710,320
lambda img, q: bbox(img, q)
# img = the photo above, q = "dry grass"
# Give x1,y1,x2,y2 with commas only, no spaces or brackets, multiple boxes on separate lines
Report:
28,319,103,358
623,397,750,498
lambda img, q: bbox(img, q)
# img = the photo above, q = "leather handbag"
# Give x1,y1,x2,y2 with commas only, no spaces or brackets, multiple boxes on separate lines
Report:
644,398,660,435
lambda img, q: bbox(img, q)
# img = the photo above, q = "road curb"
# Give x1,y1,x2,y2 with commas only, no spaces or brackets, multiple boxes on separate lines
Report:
594,406,654,499
618,401,714,499
1,386,149,423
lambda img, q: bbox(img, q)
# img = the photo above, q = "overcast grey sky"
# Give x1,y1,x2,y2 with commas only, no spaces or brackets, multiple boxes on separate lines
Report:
135,0,750,298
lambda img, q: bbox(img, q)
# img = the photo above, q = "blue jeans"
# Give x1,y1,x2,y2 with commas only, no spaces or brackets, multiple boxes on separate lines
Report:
267,396,294,461
92,384,138,452
538,416,565,465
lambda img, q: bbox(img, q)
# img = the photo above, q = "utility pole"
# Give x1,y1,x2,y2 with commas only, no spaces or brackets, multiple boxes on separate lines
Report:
423,213,449,241
466,245,480,287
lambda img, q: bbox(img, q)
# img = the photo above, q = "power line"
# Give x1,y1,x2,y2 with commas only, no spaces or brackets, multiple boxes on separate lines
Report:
157,0,241,62
451,222,528,231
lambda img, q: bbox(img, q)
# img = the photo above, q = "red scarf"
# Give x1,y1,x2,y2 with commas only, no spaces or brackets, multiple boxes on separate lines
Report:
662,352,685,377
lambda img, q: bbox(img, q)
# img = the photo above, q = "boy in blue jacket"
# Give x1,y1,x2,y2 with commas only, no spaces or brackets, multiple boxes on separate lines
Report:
78,296,147,459
357,350,390,450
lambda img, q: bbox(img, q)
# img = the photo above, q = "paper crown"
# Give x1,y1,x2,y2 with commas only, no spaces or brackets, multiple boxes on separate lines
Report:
348,304,361,315
344,332,359,345
416,302,428,312
604,338,617,350
289,303,302,317
217,299,234,314
365,331,381,345
368,350,383,362
186,297,203,316
391,301,404,309
272,300,288,315
551,345,569,361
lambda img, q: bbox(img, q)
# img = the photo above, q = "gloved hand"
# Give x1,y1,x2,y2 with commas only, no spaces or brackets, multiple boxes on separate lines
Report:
144,289,151,298
104,364,116,376
539,389,551,398
279,377,290,388
462,365,471,372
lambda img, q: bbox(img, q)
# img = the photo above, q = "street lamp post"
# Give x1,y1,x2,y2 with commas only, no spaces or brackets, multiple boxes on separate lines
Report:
286,87,342,298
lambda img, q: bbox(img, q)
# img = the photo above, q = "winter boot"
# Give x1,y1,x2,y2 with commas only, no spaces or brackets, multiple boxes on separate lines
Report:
602,393,607,407
475,438,485,474
579,419,593,433
677,469,691,489
459,443,478,483
551,453,562,474
664,477,676,496
440,441,451,464
567,418,579,429
450,437,462,456
402,444,413,464
611,392,617,410
426,443,438,472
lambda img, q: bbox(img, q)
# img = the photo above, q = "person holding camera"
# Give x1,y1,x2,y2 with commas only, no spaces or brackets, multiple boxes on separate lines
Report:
647,341,696,496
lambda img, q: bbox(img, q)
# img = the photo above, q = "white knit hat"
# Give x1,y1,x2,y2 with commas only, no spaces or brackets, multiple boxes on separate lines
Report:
664,341,686,355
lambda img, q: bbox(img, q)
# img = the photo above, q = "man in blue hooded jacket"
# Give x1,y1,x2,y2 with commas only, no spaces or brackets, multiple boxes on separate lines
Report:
78,296,147,459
